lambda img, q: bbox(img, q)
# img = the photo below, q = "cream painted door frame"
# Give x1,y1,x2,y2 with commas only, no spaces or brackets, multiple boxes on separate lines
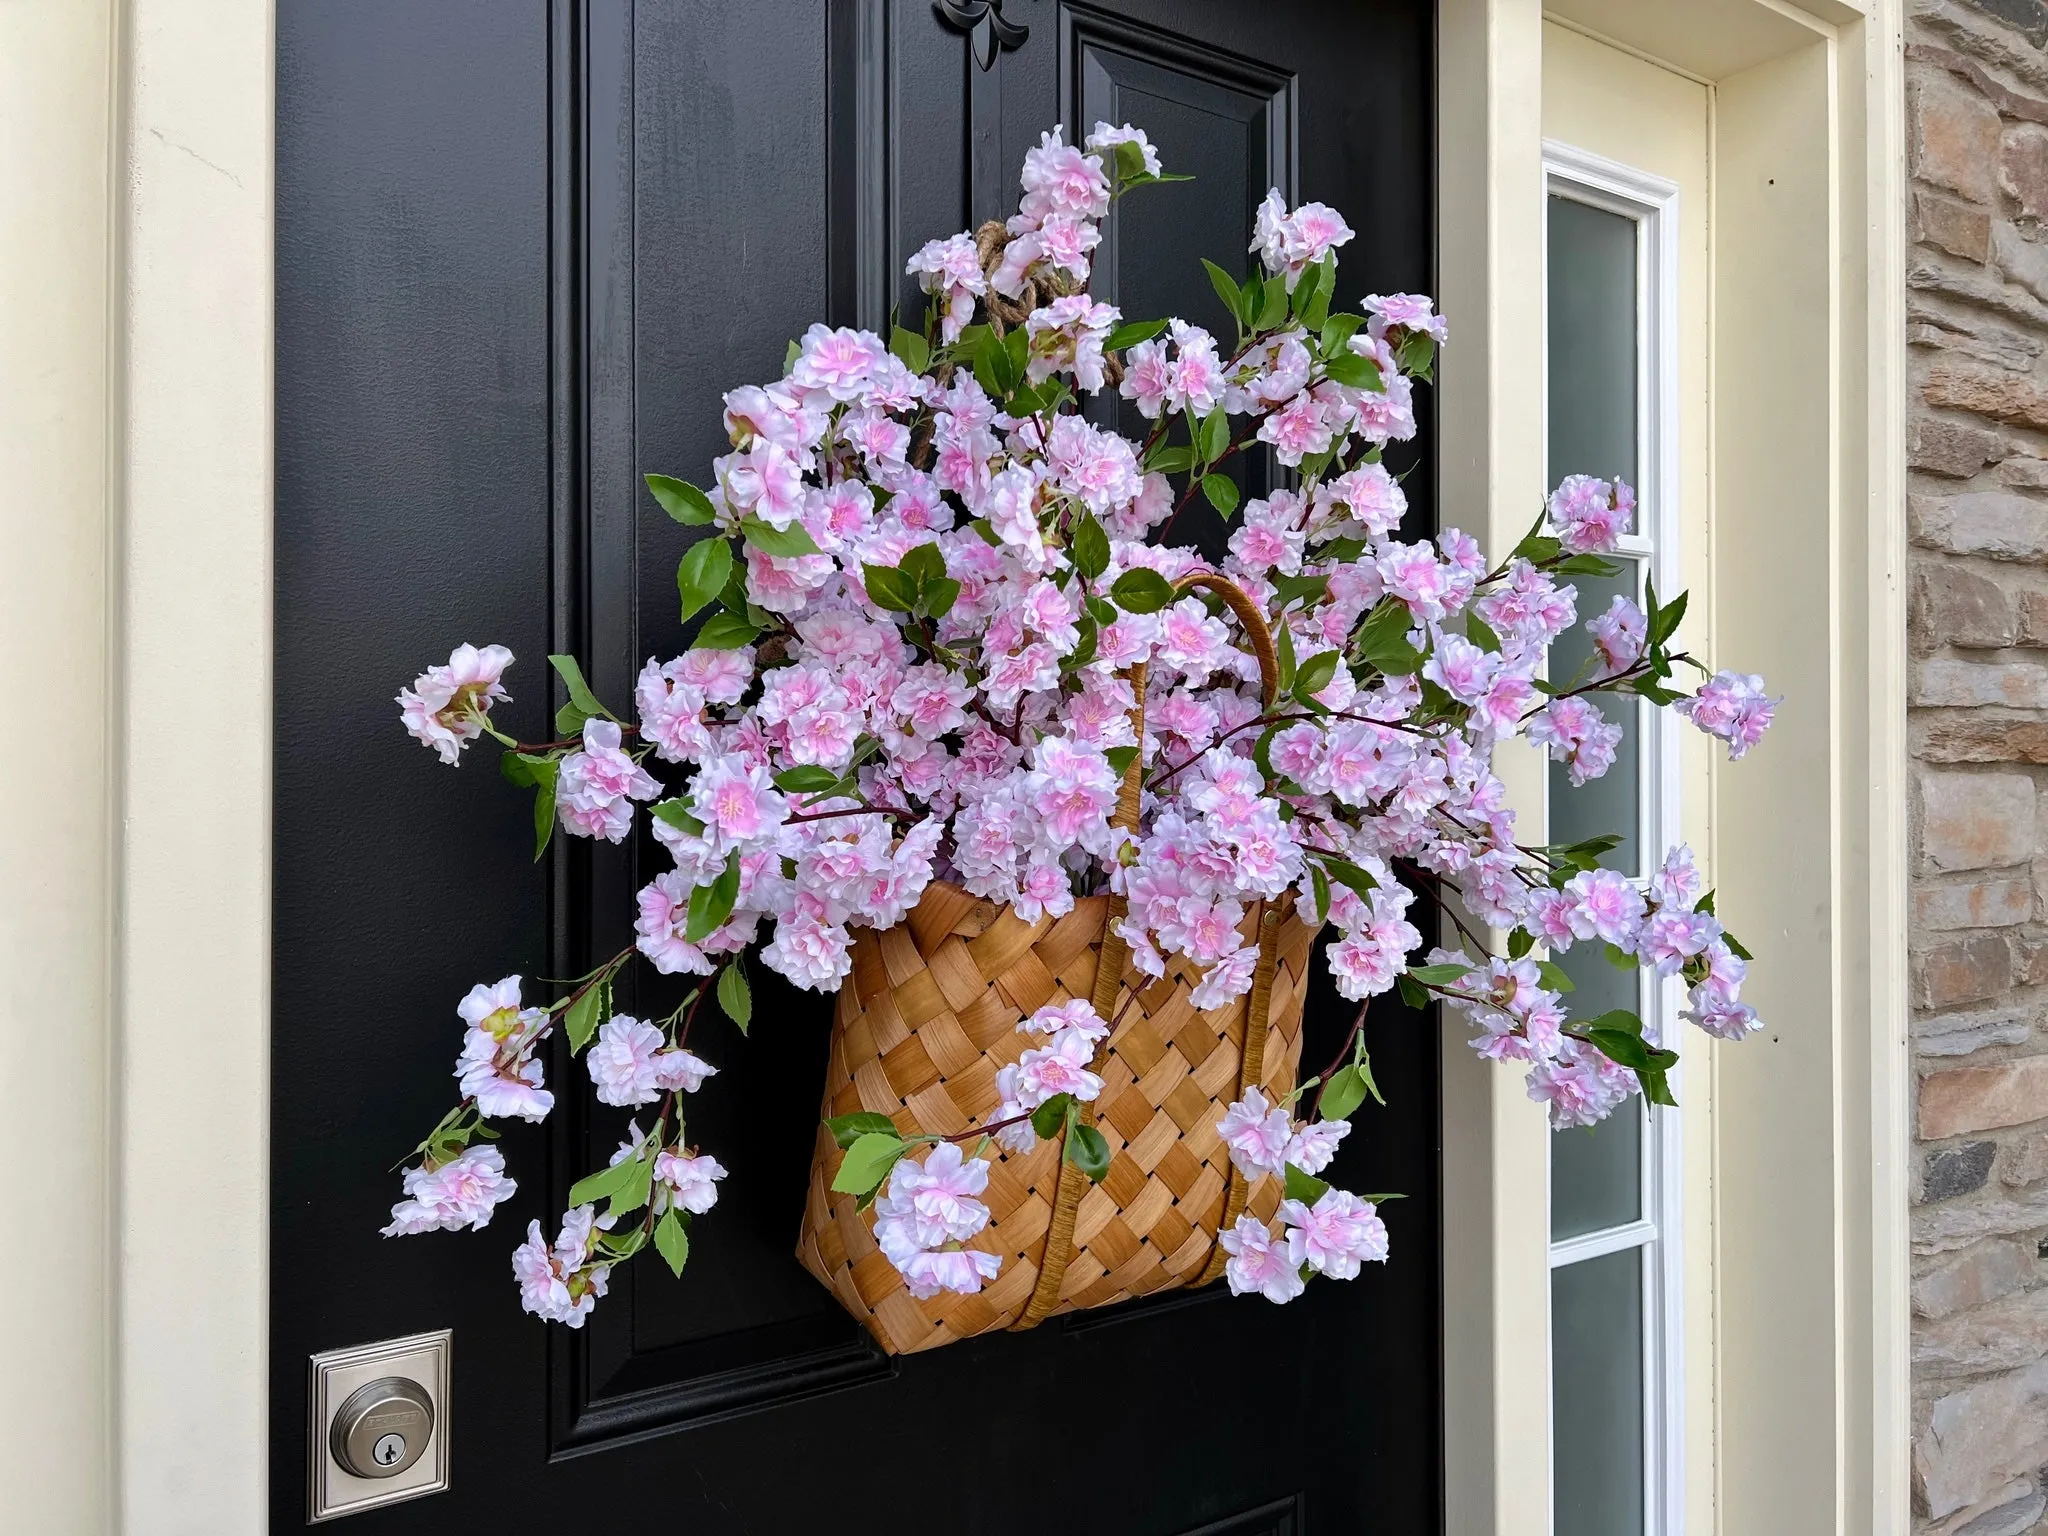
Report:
1439,1,1908,1532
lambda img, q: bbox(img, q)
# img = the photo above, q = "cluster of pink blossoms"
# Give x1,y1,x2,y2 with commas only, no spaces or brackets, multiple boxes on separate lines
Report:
390,123,1778,1324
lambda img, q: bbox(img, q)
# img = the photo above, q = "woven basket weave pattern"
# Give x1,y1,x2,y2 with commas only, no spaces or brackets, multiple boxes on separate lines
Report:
796,880,1317,1355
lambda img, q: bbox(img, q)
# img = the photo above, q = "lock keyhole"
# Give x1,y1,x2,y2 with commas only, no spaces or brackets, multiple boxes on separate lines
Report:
329,1376,434,1481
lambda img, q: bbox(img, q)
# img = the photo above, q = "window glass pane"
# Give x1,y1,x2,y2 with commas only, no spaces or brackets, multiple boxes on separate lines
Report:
1550,949,1643,1240
1547,195,1639,504
1552,1248,1646,1536
1548,557,1643,877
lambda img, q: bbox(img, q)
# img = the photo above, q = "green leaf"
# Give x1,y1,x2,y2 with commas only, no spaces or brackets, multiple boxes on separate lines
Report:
1070,513,1111,579
1584,1027,1665,1073
1283,1162,1331,1205
677,537,734,622
830,1131,910,1196
1060,619,1098,673
1254,271,1290,331
1103,744,1139,780
1275,618,1298,694
1584,1008,1646,1037
1320,857,1379,896
1104,317,1168,352
1272,572,1329,611
645,473,716,526
1536,959,1575,994
651,798,705,836
1318,312,1364,357
923,577,961,619
1696,888,1717,916
740,515,820,558
1030,1093,1074,1141
1066,1122,1113,1182
1354,1045,1385,1107
501,751,552,789
1201,473,1240,516
567,1153,641,1210
1639,1066,1679,1108
1198,407,1230,464
653,1208,691,1276
1398,331,1436,381
862,562,918,613
1507,926,1535,960
889,324,930,375
1310,865,1332,925
1203,258,1247,325
1147,444,1198,475
772,765,841,793
547,654,608,724
1396,974,1430,1009
1355,598,1425,676
1110,567,1175,614
717,965,752,1034
1466,610,1502,654
685,855,742,944
531,773,558,861
825,1111,900,1148
1555,553,1624,578
1604,941,1637,971
900,541,945,586
1322,350,1385,391
1293,649,1340,702
608,1149,657,1218
1292,256,1331,321
691,611,760,650
1319,1065,1370,1122
1408,962,1473,986
1723,929,1754,962
564,984,606,1053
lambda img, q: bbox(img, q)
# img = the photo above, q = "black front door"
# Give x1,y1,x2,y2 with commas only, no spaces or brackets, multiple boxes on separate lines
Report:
274,3,1440,1529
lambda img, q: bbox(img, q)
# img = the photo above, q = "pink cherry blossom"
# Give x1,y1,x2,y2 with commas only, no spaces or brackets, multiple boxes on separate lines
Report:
398,643,514,764
382,1145,516,1236
1014,1031,1106,1108
1279,1189,1388,1278
1217,1214,1307,1304
654,1150,728,1214
1548,474,1631,554
1285,1119,1350,1176
1217,1088,1294,1180
512,1207,614,1327
587,1014,666,1107
1676,671,1779,760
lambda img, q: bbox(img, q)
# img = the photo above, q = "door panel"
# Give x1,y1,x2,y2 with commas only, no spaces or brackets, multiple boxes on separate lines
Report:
275,3,1440,1528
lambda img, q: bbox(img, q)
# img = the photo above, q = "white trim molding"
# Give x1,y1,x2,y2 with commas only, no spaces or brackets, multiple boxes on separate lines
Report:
2,0,276,1530
1443,2,1908,1532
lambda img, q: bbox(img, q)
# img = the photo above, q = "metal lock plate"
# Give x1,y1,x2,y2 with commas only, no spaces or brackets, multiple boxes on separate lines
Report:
308,1330,450,1522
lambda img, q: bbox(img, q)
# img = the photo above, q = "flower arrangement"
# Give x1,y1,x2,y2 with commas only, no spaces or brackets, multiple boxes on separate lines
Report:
385,124,1775,1331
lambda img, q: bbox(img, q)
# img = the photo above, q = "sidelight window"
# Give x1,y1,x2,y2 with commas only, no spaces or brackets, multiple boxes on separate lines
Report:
1542,143,1685,1536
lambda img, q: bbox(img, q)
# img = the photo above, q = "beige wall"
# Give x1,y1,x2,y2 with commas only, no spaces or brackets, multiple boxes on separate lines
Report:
2,0,274,1530
1,2,119,1526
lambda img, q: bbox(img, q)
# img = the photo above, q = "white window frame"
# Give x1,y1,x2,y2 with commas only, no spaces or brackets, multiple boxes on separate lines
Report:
1541,138,1686,1536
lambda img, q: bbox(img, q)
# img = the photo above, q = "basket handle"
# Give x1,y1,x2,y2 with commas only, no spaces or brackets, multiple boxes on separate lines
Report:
1106,569,1282,835
1013,569,1284,1331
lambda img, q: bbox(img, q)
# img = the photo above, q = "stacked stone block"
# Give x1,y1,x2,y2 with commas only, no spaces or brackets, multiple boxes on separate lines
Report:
1912,3,2048,1529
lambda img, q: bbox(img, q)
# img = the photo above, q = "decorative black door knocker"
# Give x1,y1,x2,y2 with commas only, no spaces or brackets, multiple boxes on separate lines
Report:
935,0,1028,72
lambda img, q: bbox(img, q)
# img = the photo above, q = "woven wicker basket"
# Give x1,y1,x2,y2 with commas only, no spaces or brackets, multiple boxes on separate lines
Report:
795,573,1321,1354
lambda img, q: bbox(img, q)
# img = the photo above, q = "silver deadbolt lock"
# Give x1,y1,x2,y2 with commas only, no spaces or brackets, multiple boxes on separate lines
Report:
330,1376,434,1479
308,1329,450,1521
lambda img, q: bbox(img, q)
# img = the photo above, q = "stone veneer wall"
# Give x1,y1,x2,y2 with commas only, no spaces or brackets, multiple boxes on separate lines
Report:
1910,2,2048,1530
